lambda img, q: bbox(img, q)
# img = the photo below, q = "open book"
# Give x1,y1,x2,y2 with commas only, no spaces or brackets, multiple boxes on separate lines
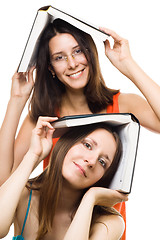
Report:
52,113,140,193
18,5,110,72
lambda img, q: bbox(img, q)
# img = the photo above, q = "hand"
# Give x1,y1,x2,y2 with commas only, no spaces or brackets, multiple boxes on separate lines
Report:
11,66,35,100
100,27,133,74
29,116,58,162
86,187,128,208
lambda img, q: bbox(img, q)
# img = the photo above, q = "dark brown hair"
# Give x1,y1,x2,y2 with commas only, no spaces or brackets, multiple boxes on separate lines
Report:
28,123,122,239
29,19,119,122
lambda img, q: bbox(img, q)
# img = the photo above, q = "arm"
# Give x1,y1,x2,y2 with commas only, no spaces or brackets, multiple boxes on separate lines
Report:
13,114,36,171
63,187,128,240
0,117,56,237
101,28,160,133
0,69,34,185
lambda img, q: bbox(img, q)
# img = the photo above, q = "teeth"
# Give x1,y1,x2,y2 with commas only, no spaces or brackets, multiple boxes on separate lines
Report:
70,71,82,77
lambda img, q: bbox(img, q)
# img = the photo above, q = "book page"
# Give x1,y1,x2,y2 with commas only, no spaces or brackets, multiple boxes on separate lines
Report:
18,11,52,72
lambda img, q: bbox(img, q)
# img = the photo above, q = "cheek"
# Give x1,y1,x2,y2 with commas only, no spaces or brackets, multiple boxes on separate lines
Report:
53,66,65,80
94,170,105,183
88,167,105,186
63,145,81,165
81,56,88,65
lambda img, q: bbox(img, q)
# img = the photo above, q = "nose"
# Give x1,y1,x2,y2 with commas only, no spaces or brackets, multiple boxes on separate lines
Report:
67,55,78,69
84,156,97,169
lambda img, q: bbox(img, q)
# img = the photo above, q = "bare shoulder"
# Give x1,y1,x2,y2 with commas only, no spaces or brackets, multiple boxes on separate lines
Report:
15,187,39,235
14,187,31,234
15,114,36,144
118,92,160,132
17,114,36,135
118,92,145,113
90,214,125,240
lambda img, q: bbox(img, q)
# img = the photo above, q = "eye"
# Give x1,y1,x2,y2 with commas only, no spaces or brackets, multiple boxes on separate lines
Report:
82,140,92,150
54,55,64,61
74,48,83,55
98,158,106,168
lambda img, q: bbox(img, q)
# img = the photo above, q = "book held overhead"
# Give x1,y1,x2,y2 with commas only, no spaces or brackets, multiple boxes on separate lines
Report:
18,5,110,72
52,113,140,193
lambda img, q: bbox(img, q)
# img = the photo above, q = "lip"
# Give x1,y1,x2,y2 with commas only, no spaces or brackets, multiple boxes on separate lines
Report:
67,69,85,78
73,162,87,177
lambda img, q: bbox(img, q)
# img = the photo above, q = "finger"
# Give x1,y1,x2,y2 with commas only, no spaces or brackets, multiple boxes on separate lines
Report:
100,27,123,42
28,66,36,84
119,193,129,202
37,117,58,129
38,116,58,124
104,39,111,53
46,128,55,140
36,121,53,131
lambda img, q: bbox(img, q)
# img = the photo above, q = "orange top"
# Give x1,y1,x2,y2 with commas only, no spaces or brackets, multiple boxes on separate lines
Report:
43,92,126,240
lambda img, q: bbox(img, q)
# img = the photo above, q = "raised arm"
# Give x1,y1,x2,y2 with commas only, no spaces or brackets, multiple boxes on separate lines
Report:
63,187,128,240
101,27,160,133
0,68,34,185
0,117,56,238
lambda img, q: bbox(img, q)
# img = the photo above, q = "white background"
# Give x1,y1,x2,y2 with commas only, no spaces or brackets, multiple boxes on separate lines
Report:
0,0,160,239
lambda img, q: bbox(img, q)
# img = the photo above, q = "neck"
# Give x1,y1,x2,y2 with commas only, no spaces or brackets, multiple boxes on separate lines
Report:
57,179,84,213
61,89,91,116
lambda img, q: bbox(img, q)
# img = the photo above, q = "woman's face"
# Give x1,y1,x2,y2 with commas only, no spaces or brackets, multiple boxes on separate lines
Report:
62,128,117,189
49,33,89,92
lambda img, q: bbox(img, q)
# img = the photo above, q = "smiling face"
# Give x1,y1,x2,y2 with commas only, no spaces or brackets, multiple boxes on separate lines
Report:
49,33,90,91
62,128,117,189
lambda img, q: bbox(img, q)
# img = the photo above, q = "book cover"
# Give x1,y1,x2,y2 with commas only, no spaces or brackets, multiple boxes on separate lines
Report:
18,5,110,72
52,113,140,193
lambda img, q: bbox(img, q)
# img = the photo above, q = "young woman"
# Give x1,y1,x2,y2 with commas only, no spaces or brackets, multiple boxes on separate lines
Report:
0,18,160,239
0,117,128,240
1,19,159,176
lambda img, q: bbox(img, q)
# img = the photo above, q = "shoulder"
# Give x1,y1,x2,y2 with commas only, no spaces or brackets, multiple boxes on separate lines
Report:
17,187,39,211
90,214,125,239
14,187,39,234
118,92,145,112
14,187,31,233
15,114,36,148
20,114,36,131
16,114,36,141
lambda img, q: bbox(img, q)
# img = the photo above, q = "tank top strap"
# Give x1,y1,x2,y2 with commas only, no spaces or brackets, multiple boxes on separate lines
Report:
21,189,33,235
12,189,32,240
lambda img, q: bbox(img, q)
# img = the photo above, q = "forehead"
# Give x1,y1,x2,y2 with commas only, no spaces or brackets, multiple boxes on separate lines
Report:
49,33,78,53
87,128,115,142
85,128,117,160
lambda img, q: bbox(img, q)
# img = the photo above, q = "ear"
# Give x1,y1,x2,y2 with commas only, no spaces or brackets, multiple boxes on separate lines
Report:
48,64,55,78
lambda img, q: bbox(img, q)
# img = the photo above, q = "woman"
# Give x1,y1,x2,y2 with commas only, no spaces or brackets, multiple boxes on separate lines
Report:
0,18,160,239
1,19,159,175
0,117,128,240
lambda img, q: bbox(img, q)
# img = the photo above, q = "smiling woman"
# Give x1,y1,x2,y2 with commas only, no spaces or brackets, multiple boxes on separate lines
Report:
62,127,117,189
48,33,89,90
29,18,118,121
0,117,127,240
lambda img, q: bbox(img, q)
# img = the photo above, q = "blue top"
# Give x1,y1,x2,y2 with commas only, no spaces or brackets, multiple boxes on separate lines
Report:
12,189,32,240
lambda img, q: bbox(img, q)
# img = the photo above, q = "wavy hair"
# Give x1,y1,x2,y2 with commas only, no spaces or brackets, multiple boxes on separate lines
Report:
28,123,122,239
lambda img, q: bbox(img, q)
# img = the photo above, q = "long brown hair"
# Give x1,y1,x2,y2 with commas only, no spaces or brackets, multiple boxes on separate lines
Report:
29,19,119,122
28,123,122,239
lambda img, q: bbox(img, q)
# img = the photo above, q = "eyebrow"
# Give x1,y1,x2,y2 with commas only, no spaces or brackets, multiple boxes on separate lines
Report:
50,45,80,57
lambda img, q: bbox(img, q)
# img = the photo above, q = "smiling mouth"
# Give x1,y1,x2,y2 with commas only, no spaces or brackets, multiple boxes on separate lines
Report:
68,69,85,78
73,162,87,177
